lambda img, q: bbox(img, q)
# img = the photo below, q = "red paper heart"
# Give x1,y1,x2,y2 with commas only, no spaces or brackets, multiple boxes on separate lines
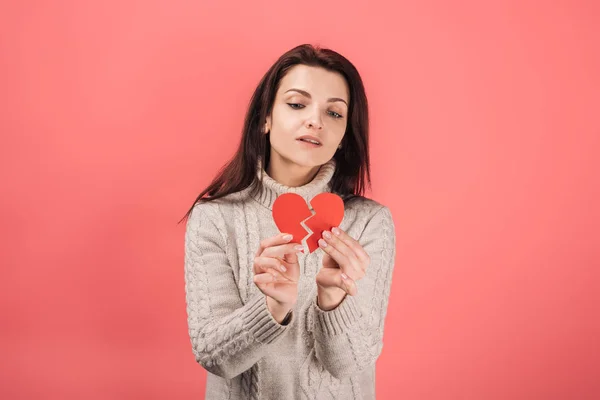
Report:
272,192,345,253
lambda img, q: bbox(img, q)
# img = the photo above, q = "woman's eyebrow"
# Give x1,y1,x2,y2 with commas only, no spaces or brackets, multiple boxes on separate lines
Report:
284,88,348,106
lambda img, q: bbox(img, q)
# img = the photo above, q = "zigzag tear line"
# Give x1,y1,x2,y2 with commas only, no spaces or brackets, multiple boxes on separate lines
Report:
299,208,317,250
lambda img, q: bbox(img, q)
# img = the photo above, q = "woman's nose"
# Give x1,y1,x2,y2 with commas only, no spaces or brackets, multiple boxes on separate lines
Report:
306,110,323,130
307,121,323,130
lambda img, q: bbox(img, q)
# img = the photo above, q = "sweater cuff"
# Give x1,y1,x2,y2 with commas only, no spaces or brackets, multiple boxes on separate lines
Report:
242,293,291,344
311,293,363,336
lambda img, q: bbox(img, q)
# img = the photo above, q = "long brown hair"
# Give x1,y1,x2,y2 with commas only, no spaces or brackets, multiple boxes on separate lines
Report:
178,43,371,224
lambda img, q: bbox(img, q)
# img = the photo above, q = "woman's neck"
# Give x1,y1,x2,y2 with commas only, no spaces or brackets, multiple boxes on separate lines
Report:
251,157,337,210
266,156,322,188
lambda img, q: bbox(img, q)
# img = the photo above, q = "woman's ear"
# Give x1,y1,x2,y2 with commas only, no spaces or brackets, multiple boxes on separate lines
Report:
264,116,271,134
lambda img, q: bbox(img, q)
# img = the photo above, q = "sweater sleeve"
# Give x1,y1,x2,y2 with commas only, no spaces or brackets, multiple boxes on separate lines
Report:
184,202,292,380
308,205,397,379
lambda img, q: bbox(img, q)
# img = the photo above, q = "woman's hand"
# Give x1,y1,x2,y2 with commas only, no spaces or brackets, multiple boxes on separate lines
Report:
315,227,370,309
253,232,304,321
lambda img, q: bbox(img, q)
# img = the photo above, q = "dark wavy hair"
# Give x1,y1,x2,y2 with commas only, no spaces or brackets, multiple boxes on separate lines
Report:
179,43,371,224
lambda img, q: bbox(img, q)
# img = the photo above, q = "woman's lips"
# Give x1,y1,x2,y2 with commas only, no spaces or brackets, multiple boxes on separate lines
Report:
296,139,322,148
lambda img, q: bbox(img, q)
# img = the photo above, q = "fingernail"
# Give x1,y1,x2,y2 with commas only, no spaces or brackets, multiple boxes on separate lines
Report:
341,273,348,280
283,234,293,241
280,264,287,272
294,245,304,252
332,227,341,236
318,239,328,248
322,231,332,240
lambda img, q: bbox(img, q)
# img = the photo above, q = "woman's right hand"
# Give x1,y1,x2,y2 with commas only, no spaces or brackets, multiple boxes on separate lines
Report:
253,232,304,319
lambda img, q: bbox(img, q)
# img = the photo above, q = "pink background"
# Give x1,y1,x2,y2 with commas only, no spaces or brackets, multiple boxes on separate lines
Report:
1,1,598,399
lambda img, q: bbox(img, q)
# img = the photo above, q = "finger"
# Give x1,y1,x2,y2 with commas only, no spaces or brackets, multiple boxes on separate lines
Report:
316,268,357,296
253,271,297,287
254,256,297,282
253,269,292,285
318,237,351,277
319,232,363,279
321,252,339,269
253,272,277,284
331,227,370,266
255,232,296,257
260,242,305,261
340,271,357,296
253,273,296,300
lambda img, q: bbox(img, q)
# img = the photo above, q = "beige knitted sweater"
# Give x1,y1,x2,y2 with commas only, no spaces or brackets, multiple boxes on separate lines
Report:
184,158,396,399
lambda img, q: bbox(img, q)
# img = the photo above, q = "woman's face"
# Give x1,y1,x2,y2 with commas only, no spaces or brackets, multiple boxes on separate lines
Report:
265,65,349,169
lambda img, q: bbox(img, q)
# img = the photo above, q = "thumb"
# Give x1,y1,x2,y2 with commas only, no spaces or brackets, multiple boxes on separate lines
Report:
316,268,357,296
321,252,339,269
283,249,299,265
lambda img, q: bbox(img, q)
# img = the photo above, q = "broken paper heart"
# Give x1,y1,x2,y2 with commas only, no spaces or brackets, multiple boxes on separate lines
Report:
272,192,345,253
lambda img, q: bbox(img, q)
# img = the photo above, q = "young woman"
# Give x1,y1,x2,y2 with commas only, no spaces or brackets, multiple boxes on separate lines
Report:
181,44,396,400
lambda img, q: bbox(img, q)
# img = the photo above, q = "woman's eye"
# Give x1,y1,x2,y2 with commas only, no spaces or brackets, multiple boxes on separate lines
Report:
288,103,343,119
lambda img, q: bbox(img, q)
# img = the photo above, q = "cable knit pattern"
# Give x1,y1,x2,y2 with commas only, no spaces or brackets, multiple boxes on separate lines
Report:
308,205,396,380
184,158,396,399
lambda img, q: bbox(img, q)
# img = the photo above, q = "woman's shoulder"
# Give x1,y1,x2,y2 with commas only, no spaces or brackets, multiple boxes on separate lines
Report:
343,195,392,220
186,188,254,229
189,189,251,215
342,196,395,243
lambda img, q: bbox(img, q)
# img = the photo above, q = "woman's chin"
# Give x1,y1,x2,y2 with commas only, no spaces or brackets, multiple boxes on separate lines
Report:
288,155,331,169
271,146,334,169
287,151,335,167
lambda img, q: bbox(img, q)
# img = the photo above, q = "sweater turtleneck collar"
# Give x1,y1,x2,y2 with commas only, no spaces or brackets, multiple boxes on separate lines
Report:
250,158,337,210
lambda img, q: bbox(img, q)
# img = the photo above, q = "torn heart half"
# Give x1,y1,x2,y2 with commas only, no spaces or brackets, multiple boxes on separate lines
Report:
272,192,345,253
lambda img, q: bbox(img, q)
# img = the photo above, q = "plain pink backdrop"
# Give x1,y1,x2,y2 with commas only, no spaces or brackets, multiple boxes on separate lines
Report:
1,1,598,399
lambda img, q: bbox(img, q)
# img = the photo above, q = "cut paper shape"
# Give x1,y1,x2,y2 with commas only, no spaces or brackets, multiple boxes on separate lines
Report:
272,192,345,253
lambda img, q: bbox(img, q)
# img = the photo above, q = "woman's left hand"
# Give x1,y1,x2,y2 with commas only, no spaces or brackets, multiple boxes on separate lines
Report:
316,227,370,297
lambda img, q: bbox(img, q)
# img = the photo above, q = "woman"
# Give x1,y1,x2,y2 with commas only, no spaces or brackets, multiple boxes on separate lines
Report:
181,44,396,399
